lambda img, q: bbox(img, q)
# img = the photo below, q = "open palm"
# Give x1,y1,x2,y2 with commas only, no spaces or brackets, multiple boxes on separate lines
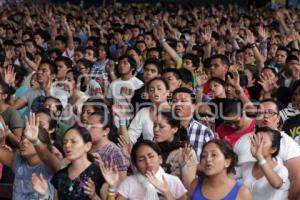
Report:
94,154,119,188
31,173,48,196
24,112,40,142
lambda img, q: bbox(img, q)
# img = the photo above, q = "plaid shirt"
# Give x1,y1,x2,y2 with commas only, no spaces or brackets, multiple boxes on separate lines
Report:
187,119,214,159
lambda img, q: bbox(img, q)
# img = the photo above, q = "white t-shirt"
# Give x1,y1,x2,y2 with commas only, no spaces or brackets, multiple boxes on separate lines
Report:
238,161,289,200
106,77,144,102
128,107,153,144
234,131,300,165
118,169,187,199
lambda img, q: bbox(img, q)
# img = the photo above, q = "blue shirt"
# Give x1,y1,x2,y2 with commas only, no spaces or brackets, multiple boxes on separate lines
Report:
192,176,242,200
12,152,54,200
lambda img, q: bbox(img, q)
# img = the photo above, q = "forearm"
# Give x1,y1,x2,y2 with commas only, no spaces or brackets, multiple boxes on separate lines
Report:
163,190,175,200
65,25,74,50
195,86,203,104
260,161,283,188
119,122,131,145
161,40,181,62
181,166,197,192
252,47,264,71
34,141,62,172
7,133,20,148
259,40,268,58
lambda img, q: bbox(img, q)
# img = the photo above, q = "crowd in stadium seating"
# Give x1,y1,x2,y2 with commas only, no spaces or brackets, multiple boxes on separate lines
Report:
0,1,299,200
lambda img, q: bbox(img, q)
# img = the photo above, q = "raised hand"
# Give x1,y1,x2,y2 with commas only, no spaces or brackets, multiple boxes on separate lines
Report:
201,27,212,43
258,73,277,93
195,71,208,87
178,144,193,167
112,103,126,119
94,154,120,188
245,30,255,44
250,134,264,161
24,112,40,143
31,173,49,197
117,135,132,160
4,65,16,86
226,70,240,88
257,26,268,41
145,170,170,195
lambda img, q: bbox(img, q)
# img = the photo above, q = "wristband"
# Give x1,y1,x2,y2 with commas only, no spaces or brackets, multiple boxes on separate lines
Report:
160,38,166,43
119,119,126,126
33,138,41,146
196,85,203,92
258,159,267,166
39,191,50,200
108,192,116,196
108,186,117,192
248,43,256,49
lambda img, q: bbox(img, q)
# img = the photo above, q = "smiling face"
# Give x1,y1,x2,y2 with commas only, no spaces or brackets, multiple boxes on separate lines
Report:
200,143,231,176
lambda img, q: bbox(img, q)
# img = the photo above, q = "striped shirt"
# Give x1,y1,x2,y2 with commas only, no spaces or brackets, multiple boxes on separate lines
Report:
280,103,300,123
186,119,214,159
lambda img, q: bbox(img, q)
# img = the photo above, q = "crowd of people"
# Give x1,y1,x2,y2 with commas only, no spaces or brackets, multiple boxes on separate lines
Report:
0,1,299,200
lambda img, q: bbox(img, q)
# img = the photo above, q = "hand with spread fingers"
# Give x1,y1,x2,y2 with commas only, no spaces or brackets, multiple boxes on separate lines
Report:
31,173,49,197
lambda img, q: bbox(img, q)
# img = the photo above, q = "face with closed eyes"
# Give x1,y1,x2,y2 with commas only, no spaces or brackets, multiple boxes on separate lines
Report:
148,79,169,104
134,145,162,174
63,129,91,161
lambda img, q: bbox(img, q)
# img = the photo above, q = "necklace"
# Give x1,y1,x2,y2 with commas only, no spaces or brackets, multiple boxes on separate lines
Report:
69,180,74,192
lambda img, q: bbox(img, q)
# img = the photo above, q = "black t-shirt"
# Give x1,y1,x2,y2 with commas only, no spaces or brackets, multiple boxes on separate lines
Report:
282,114,300,140
51,163,105,200
131,86,152,113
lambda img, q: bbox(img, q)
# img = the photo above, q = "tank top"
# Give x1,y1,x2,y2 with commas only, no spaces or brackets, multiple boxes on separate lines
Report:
191,177,242,200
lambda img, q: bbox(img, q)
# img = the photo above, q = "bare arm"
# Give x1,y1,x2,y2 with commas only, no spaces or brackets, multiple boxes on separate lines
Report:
12,98,27,110
236,186,252,200
24,113,63,172
285,156,300,200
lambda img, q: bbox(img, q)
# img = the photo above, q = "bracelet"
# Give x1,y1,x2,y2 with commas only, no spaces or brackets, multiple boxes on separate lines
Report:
258,159,267,166
160,38,166,43
196,85,203,92
108,186,117,193
39,191,50,200
119,119,126,126
33,138,41,146
107,192,116,196
248,43,256,49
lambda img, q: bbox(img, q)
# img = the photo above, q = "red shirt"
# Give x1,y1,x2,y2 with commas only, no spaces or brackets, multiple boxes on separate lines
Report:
216,119,256,146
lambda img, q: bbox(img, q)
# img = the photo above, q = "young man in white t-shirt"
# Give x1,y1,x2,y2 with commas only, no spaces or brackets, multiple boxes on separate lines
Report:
234,99,300,200
105,55,143,106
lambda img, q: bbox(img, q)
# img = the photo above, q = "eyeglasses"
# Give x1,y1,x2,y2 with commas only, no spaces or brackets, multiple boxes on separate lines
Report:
257,109,278,117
